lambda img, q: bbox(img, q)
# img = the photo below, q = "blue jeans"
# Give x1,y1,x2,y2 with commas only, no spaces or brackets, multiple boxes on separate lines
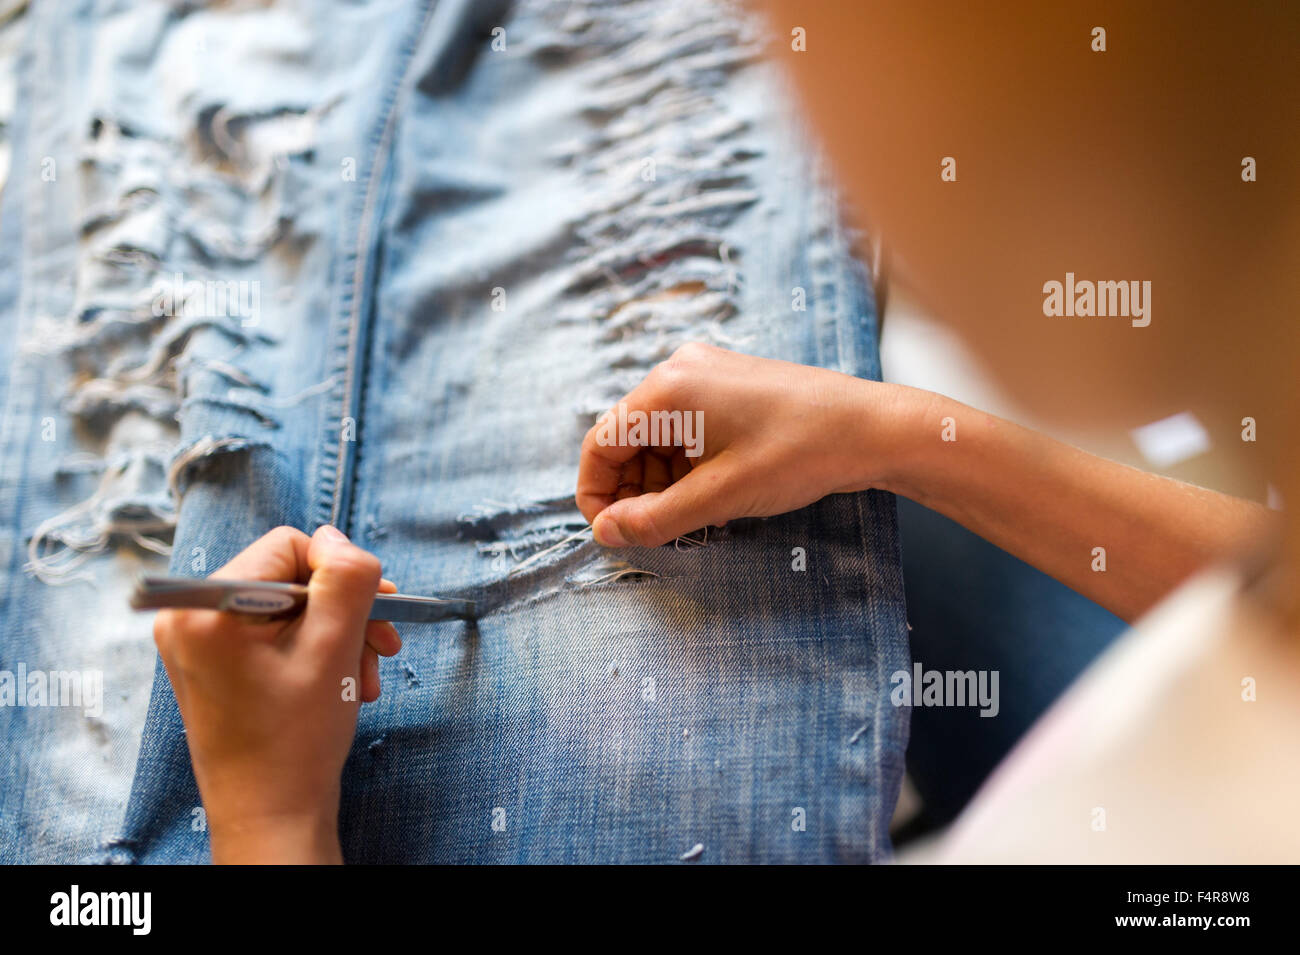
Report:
1,0,909,863
896,497,1125,828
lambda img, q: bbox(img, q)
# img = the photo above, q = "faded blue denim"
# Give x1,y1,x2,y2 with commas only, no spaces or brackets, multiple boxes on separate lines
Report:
0,0,908,863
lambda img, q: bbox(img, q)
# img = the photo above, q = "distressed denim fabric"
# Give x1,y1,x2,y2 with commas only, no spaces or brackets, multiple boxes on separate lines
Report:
0,0,172,863
0,0,437,863
1,0,909,864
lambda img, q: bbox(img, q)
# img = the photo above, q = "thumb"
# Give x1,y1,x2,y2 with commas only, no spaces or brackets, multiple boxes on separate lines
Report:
301,525,383,655
592,462,738,548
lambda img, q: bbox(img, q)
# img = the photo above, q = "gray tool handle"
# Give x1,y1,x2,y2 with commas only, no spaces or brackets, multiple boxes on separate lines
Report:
130,576,476,623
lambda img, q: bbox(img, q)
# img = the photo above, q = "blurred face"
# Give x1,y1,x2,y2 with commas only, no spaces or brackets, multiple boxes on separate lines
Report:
767,0,1299,469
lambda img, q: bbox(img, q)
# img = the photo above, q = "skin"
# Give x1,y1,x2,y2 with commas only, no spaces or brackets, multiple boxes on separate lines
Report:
153,525,400,864
575,343,1277,623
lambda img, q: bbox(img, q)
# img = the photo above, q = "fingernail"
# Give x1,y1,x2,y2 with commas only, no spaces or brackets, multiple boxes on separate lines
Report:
319,525,349,543
593,513,628,548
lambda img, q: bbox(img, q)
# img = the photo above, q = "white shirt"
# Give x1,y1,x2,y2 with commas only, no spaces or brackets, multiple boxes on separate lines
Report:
913,567,1300,863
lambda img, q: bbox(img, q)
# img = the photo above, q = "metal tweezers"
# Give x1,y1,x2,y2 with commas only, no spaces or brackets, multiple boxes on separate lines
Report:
130,576,476,623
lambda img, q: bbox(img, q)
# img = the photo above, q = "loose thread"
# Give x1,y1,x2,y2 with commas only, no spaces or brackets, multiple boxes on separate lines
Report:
508,524,593,576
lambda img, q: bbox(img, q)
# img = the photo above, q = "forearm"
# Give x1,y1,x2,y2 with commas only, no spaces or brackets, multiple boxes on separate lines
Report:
870,387,1275,621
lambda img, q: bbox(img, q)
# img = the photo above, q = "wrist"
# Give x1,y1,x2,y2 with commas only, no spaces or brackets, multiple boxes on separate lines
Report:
843,380,954,497
209,806,342,865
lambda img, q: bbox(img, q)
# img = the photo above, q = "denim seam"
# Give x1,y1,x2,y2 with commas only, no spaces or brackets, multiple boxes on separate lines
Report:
804,162,908,860
316,0,439,530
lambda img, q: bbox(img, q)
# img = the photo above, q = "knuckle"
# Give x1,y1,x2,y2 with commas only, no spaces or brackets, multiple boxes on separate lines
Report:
265,525,308,547
654,342,715,392
326,547,382,583
652,359,688,392
153,609,221,664
174,609,220,641
671,341,712,364
620,508,663,547
580,420,604,451
152,612,176,651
